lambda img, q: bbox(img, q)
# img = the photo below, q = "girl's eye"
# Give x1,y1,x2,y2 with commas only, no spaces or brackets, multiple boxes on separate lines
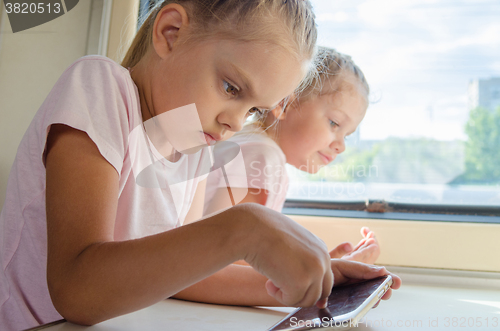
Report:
329,119,339,127
223,80,239,96
248,107,263,116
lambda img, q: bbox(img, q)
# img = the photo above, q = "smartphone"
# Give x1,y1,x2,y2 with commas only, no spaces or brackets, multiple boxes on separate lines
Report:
268,275,393,331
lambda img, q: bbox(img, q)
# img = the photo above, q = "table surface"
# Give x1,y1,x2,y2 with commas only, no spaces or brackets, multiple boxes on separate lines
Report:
37,283,500,331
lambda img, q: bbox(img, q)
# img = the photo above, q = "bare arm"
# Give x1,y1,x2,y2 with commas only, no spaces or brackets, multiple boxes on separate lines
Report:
178,178,278,305
204,187,268,216
184,178,207,224
45,125,335,324
172,259,402,307
173,264,280,306
181,178,382,306
202,186,267,268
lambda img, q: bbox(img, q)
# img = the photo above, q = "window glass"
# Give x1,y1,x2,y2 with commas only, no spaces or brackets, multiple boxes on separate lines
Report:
287,0,500,210
138,0,157,27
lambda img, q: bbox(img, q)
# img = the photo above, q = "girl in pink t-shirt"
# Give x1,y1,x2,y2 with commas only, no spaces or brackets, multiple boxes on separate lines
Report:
0,2,400,330
205,47,380,264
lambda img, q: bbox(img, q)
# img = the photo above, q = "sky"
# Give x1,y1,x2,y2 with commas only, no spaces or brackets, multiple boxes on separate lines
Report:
310,0,500,141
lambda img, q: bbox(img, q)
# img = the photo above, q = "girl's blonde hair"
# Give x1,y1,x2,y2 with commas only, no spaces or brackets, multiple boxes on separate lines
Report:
299,46,369,101
122,0,317,69
255,46,369,128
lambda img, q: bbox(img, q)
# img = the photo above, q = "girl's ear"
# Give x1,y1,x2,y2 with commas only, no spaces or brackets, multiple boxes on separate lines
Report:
270,104,285,120
152,4,190,59
271,93,297,120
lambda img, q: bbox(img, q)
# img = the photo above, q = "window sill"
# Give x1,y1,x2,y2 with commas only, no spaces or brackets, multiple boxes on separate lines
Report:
284,207,500,223
386,266,500,290
286,214,500,273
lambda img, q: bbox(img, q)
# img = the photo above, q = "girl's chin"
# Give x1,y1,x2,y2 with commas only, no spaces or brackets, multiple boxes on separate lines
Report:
292,160,324,174
308,165,324,174
177,144,205,155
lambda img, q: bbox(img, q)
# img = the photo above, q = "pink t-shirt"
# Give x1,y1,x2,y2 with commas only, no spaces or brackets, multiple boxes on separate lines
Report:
204,124,289,213
0,56,210,330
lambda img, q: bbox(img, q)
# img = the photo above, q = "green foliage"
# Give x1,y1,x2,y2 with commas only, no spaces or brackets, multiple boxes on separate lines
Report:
288,108,500,185
314,145,380,182
455,106,500,184
371,138,465,184
286,145,380,183
294,138,465,184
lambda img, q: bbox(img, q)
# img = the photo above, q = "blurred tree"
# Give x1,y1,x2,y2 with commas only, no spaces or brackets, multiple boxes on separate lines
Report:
305,145,380,182
291,137,465,184
452,106,500,185
371,138,464,184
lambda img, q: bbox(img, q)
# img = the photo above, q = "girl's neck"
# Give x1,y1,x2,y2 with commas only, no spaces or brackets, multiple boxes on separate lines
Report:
128,57,181,163
128,59,155,123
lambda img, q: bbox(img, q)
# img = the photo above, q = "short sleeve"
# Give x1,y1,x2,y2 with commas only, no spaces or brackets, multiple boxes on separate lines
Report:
40,57,133,175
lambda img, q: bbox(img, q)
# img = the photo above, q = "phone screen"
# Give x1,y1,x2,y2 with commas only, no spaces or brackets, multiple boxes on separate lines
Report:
270,276,390,330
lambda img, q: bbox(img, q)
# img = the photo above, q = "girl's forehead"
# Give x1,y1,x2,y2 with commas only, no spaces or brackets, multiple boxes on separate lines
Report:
320,78,368,104
321,72,358,91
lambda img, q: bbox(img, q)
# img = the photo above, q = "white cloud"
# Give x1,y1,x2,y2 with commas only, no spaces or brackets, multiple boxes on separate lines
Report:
311,0,500,141
356,0,438,28
492,61,500,72
433,24,500,53
316,11,350,23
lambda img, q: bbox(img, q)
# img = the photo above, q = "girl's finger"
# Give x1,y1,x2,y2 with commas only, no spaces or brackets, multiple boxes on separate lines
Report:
332,260,387,285
329,242,353,258
318,268,334,308
352,238,368,252
381,288,393,301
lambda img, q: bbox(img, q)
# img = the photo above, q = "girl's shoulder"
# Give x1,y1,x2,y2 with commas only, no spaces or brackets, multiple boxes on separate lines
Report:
48,54,140,123
34,55,142,174
61,55,131,84
231,124,280,148
67,55,126,70
228,123,286,164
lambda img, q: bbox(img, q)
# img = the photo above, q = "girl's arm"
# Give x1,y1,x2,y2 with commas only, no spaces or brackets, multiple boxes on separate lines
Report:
173,264,280,306
179,179,278,305
173,257,401,306
175,195,382,306
204,187,268,216
184,178,207,224
45,125,334,325
201,186,266,268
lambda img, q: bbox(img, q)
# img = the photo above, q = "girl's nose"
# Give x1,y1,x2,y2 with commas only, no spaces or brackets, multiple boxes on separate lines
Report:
330,136,346,154
217,108,247,133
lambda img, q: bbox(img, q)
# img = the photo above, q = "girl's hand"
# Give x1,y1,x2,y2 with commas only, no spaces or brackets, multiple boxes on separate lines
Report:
238,203,333,308
330,259,402,302
341,227,380,264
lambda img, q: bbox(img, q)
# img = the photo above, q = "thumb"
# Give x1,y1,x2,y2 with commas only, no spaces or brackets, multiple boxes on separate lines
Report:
329,242,353,258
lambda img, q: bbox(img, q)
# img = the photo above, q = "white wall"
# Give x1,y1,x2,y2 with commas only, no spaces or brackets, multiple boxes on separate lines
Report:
0,0,138,211
0,1,96,210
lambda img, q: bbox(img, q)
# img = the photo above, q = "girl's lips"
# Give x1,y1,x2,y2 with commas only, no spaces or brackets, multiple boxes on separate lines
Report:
318,152,333,164
204,132,217,146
